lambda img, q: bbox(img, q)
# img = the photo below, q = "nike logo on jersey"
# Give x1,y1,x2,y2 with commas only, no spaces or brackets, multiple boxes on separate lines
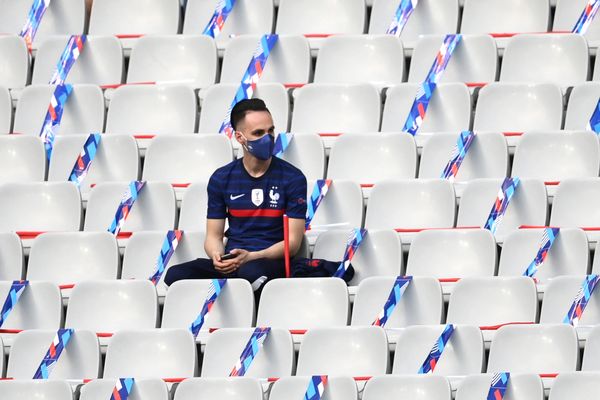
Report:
230,194,245,200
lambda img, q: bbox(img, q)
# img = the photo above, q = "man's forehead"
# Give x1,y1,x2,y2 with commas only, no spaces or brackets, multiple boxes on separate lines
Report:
239,110,273,130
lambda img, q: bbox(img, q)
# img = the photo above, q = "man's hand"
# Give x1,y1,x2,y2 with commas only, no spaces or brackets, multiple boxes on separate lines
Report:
212,253,239,274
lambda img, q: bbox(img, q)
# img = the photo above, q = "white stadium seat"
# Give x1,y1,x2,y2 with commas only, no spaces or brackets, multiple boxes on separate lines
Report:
551,179,600,244
582,325,600,370
363,375,451,400
455,373,544,400
461,0,550,36
270,376,358,400
306,180,364,236
548,372,600,400
174,377,263,400
564,82,600,130
0,35,29,90
277,133,326,181
177,183,209,231
0,232,24,280
0,380,73,400
0,135,45,182
554,0,600,50
80,378,169,400
0,85,10,133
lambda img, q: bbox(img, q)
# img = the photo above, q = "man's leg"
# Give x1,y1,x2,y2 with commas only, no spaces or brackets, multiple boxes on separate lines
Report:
236,258,286,292
164,258,231,286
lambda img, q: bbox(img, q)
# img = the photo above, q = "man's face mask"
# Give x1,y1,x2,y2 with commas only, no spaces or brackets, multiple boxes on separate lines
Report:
241,132,275,161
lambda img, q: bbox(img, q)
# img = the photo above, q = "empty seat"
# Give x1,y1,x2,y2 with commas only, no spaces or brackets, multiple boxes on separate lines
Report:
32,36,124,86
0,35,29,89
183,0,274,51
312,229,403,288
270,376,357,400
121,231,208,297
363,375,451,400
369,0,459,50
7,329,100,379
583,326,600,370
0,85,10,132
296,326,389,376
461,0,550,36
455,373,544,400
128,35,217,89
564,82,600,130
27,232,119,285
174,377,263,400
549,371,600,400
487,324,578,374
0,232,24,280
201,328,294,378
103,329,197,379
65,280,158,335
177,183,209,231
48,134,140,196
80,378,169,400
551,179,600,244
365,179,455,245
314,35,405,87
0,136,45,182
198,83,289,135
327,133,417,191
276,133,325,181
106,85,197,136
0,181,82,232
393,325,484,375
0,380,72,399
418,132,508,183
473,83,564,133
499,228,590,285
408,34,498,84
500,34,589,88
162,279,254,342
220,35,311,86
554,0,600,50
457,178,548,242
84,182,176,232
14,84,104,137
257,278,349,331
0,0,85,50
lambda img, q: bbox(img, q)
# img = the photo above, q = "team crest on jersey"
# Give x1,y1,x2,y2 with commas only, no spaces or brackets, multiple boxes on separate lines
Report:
252,189,264,206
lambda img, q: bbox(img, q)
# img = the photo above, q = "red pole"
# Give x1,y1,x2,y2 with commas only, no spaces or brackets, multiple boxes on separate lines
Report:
283,214,291,278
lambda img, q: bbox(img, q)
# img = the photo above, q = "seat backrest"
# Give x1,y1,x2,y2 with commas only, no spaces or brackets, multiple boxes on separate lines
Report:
306,180,364,232
406,229,497,278
418,132,508,181
198,83,289,134
461,0,549,34
103,329,197,379
201,328,294,378
0,35,29,89
89,0,180,35
7,329,100,379
276,0,366,35
487,324,579,373
408,34,498,84
220,35,311,85
65,280,158,332
554,0,600,51
0,182,82,231
84,181,176,232
142,135,233,184
393,325,484,375
0,232,24,280
174,377,263,400
128,35,217,88
540,276,600,325
500,34,589,87
499,228,589,284
455,373,544,400
314,35,404,86
257,278,349,329
583,326,600,370
0,281,62,330
512,131,600,181
551,178,600,228
32,36,123,85
351,276,443,327
362,375,451,400
365,179,456,230
327,133,417,183
48,134,140,192
381,83,471,133
296,326,389,376
162,279,255,332
0,85,10,133
0,136,45,182
106,85,196,135
177,183,209,231
277,133,325,181
473,83,563,132
564,82,600,130
291,83,381,134
0,380,73,400
28,232,119,284
548,371,600,400
80,378,169,400
270,376,358,400
457,178,548,240
312,229,403,286
446,277,538,326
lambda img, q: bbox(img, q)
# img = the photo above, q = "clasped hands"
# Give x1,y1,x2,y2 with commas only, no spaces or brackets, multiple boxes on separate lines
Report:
212,249,254,274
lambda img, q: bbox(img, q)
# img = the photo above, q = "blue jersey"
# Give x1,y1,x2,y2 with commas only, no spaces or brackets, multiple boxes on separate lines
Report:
207,157,307,252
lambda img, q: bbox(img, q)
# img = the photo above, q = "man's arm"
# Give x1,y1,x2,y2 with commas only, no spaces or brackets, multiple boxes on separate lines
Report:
204,218,240,273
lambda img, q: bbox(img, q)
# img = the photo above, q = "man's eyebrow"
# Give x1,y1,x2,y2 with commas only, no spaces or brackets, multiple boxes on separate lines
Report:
250,126,275,135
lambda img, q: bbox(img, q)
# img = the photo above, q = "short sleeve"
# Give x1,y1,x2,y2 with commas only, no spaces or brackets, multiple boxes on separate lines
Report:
285,170,308,219
206,171,227,219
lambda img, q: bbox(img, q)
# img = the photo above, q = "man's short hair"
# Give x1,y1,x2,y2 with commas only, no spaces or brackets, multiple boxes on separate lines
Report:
230,98,270,131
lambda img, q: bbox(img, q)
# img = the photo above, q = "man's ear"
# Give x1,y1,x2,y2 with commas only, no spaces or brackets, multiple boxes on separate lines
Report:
234,130,245,145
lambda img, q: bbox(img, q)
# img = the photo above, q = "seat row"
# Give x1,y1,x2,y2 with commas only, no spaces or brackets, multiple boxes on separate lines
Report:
2,32,600,92
1,0,599,51
1,372,599,400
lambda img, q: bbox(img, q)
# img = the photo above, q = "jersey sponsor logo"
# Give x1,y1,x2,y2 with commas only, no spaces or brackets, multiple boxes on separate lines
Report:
251,189,264,206
230,193,245,200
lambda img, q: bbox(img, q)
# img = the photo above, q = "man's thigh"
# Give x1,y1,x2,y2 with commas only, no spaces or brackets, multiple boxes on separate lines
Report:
236,258,286,290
